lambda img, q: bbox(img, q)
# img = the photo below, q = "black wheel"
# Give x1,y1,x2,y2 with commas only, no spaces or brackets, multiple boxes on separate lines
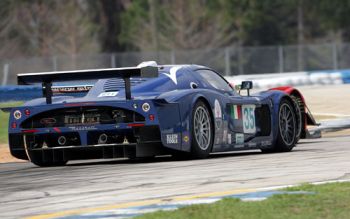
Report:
190,100,214,158
262,98,297,153
276,98,298,152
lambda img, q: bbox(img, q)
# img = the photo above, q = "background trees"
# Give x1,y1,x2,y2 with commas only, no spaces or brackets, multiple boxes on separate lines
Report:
0,0,349,59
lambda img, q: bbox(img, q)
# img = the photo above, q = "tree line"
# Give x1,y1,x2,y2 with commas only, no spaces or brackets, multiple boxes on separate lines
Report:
0,0,349,59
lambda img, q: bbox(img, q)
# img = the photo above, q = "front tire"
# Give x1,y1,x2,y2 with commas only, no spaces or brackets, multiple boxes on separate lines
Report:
190,100,214,158
262,98,297,153
291,95,302,143
276,98,298,152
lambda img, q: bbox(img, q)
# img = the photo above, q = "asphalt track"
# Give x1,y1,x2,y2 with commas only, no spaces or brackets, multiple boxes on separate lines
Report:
1,136,350,218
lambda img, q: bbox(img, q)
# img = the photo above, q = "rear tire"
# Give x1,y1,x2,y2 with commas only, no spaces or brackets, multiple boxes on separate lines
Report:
190,100,214,158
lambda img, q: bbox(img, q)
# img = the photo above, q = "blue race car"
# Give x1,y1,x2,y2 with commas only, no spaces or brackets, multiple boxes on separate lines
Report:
3,61,317,166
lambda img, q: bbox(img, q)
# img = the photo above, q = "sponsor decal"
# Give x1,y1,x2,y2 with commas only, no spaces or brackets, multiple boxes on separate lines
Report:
230,105,242,120
215,119,222,131
98,92,119,97
52,85,93,93
40,118,57,125
223,129,227,144
215,137,220,144
163,66,181,84
166,134,179,144
183,135,189,143
261,140,272,146
235,133,244,144
228,133,232,144
235,144,245,149
248,142,257,148
214,99,222,118
242,105,256,134
68,126,97,131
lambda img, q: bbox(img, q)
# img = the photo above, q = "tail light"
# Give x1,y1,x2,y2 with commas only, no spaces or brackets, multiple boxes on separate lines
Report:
24,109,31,116
149,114,155,121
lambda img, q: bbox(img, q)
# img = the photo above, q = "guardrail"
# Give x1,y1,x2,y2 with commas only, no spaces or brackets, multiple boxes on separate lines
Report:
226,69,350,89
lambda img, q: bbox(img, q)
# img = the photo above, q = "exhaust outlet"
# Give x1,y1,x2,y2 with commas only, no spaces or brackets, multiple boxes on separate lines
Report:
98,134,108,144
58,136,67,146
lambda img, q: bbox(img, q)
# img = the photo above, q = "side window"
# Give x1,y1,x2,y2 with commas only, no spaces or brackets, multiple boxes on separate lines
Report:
196,69,233,92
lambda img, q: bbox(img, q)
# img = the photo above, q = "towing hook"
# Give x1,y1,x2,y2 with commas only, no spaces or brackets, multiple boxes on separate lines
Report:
58,136,67,146
98,133,108,144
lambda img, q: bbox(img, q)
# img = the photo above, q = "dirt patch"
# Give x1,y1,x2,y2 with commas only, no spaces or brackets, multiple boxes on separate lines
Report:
0,144,26,163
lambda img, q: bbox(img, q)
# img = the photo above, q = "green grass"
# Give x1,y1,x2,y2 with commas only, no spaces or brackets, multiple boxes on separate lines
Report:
0,102,23,144
137,182,350,219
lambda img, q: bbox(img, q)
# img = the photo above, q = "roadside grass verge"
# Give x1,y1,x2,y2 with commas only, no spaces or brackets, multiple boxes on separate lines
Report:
0,102,23,144
137,182,350,219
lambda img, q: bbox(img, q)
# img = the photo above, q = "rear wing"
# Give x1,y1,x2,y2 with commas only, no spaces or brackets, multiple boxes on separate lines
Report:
17,66,158,104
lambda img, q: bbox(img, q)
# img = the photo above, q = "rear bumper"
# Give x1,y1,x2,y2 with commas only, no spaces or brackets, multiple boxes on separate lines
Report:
27,142,164,162
9,125,164,161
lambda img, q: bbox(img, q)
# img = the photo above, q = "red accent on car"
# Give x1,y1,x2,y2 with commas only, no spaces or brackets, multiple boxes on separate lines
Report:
269,86,305,102
149,114,155,121
11,122,17,129
22,129,39,133
53,127,61,133
127,123,145,127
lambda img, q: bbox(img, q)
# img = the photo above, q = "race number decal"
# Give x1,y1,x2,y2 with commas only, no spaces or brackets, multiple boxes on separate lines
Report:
242,105,256,133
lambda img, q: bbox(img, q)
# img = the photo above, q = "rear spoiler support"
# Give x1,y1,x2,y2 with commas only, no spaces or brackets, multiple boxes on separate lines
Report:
42,82,53,104
124,77,131,100
17,66,158,104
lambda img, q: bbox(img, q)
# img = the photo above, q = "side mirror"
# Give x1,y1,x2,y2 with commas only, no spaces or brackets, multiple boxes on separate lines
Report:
240,81,253,96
